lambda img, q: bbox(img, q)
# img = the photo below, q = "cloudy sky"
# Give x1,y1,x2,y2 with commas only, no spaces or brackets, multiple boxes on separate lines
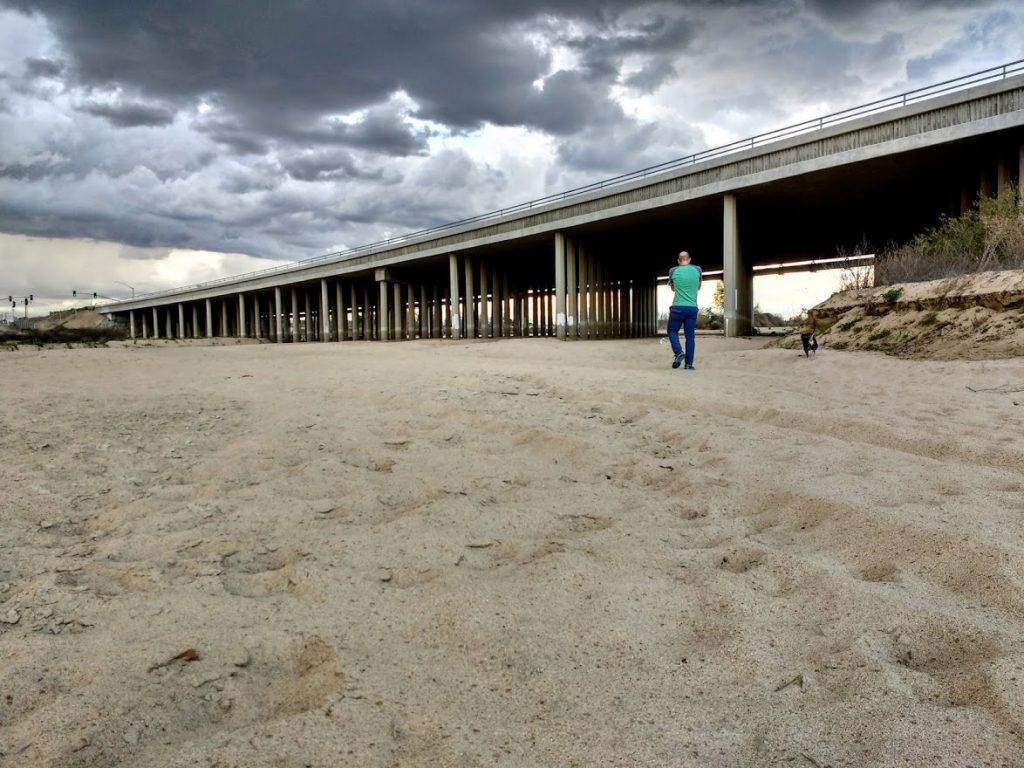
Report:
1,0,1021,317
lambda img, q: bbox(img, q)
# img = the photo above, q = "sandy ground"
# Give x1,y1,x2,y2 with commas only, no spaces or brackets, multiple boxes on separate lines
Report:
2,336,1023,767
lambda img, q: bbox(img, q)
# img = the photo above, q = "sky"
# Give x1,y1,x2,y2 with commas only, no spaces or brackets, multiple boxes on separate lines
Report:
0,0,1021,319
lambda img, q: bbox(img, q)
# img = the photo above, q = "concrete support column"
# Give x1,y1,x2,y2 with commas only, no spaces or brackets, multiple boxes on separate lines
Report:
723,193,753,337
444,286,453,338
516,283,525,337
463,257,475,339
319,279,330,342
651,284,658,336
141,314,148,339
606,278,614,337
588,249,597,339
391,282,401,340
334,283,343,341
432,286,441,339
554,232,567,340
449,255,462,339
997,156,1012,198
478,261,489,337
289,289,298,342
238,294,246,338
419,285,428,339
220,301,228,338
501,271,510,338
379,280,390,341
302,292,311,341
202,299,210,339
566,238,578,340
539,287,546,336
406,284,416,340
491,264,500,338
344,286,352,339
152,307,159,339
178,304,185,339
578,245,589,339
129,311,136,339
273,288,282,342
363,285,373,340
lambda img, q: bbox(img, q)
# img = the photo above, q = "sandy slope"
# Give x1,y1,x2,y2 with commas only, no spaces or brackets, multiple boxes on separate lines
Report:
1,337,1023,767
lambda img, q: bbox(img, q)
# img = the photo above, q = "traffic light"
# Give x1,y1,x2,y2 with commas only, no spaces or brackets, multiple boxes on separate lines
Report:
28,295,32,301
72,290,77,297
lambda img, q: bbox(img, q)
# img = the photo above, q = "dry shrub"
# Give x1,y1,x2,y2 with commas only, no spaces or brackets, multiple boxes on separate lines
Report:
874,184,1024,285
835,240,875,291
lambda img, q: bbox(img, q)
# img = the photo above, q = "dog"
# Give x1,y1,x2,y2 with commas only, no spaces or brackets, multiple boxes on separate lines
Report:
800,331,818,357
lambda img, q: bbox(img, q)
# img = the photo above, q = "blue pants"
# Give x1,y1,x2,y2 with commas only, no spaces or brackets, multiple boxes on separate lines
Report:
667,305,698,367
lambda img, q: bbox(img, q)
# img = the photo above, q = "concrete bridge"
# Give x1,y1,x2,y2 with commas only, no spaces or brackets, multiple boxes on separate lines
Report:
101,61,1024,342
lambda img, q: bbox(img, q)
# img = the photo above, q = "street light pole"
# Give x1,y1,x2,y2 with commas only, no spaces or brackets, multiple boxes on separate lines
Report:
113,281,135,299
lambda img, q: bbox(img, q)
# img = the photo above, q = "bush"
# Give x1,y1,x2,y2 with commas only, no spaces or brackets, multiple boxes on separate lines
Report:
0,326,127,345
696,307,722,330
882,287,904,303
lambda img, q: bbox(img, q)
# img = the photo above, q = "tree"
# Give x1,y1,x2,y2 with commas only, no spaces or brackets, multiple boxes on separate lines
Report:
712,281,725,310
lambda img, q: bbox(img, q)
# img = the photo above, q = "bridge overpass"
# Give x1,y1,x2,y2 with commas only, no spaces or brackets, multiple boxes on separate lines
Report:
100,61,1024,342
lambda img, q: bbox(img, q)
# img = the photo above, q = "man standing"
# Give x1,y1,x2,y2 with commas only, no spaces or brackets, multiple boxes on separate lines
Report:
667,250,701,370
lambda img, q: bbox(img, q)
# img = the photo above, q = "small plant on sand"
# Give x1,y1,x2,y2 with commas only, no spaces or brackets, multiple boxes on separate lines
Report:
882,287,904,304
831,341,849,350
837,319,861,333
918,311,938,326
869,329,891,341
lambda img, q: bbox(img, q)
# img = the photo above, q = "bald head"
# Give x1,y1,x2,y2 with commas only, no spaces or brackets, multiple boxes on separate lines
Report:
677,251,691,265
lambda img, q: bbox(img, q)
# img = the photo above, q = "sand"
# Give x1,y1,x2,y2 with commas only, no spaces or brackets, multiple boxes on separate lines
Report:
1,336,1023,767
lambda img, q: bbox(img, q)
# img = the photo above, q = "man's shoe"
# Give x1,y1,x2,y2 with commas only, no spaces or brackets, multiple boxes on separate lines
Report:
684,364,696,371
672,352,684,369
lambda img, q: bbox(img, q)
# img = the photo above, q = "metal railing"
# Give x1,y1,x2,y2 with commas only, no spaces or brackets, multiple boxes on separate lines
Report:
116,58,1024,304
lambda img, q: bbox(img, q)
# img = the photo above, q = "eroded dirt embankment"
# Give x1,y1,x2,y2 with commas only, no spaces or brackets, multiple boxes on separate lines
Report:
787,269,1024,359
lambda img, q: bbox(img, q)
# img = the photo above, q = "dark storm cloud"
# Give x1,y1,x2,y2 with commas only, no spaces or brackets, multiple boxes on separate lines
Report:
803,0,1000,17
79,99,177,128
0,0,657,146
0,158,67,180
280,150,391,183
24,56,61,77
